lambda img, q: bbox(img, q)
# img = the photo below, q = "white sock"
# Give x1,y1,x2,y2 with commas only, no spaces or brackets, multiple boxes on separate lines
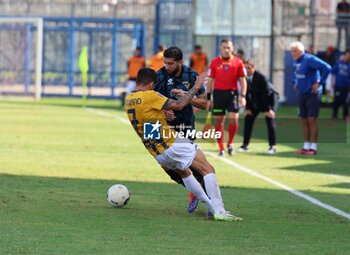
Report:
303,141,311,150
203,173,225,215
182,175,213,212
311,143,317,151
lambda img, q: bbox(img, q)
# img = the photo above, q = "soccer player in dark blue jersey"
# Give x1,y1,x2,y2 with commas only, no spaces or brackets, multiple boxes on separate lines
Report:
290,41,331,155
153,46,208,214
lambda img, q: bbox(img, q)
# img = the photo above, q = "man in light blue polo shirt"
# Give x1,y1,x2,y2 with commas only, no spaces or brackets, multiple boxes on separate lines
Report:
290,41,331,155
330,50,350,119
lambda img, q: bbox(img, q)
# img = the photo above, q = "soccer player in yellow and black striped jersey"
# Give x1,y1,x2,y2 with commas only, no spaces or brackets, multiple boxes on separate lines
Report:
125,88,175,157
124,67,243,222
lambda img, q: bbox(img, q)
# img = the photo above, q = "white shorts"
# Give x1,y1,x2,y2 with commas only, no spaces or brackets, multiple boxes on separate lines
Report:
155,137,197,171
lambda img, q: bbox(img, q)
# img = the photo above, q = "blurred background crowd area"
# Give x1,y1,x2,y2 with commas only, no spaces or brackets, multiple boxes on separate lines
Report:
0,0,346,103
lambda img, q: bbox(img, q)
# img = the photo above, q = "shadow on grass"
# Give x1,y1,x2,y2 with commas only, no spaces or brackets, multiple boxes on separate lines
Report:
323,182,350,189
1,173,349,218
1,173,350,255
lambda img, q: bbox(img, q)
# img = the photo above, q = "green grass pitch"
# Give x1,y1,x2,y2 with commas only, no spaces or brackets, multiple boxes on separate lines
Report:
0,98,349,255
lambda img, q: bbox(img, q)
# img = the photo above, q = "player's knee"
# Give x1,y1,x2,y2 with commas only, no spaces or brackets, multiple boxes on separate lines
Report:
214,116,225,125
228,113,239,124
164,169,183,185
174,169,191,179
200,163,215,175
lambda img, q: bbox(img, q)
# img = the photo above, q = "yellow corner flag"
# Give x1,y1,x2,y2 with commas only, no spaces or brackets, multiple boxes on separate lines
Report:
202,111,212,139
78,46,89,107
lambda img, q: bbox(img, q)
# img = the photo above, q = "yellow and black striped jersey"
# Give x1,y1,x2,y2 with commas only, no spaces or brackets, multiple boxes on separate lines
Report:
125,90,176,157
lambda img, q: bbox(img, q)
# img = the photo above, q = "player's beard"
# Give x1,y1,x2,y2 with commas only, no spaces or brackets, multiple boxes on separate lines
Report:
169,63,181,77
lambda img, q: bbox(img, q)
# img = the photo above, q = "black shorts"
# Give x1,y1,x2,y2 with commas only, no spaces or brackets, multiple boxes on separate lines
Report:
212,90,239,115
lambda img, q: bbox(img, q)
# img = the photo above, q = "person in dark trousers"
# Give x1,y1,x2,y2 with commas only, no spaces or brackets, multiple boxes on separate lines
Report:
330,49,350,119
238,59,278,154
336,0,350,50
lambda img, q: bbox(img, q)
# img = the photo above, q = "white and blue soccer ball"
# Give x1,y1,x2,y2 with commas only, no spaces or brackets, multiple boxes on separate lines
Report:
107,184,130,208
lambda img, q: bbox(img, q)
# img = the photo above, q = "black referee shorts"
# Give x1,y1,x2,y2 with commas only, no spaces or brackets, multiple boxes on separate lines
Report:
212,90,239,115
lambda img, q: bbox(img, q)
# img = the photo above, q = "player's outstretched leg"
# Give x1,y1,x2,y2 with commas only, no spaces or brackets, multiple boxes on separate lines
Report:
190,149,243,222
187,167,206,213
173,169,214,213
162,166,203,213
188,192,199,213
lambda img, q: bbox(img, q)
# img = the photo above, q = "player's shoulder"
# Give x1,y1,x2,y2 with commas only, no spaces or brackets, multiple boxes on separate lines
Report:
212,56,221,62
185,65,198,74
146,90,159,95
232,56,244,64
156,67,168,82
182,65,198,81
304,53,319,61
139,90,163,102
182,64,192,72
255,70,267,80
156,67,166,76
125,91,142,105
306,53,327,64
209,56,221,66
147,90,167,98
304,53,313,59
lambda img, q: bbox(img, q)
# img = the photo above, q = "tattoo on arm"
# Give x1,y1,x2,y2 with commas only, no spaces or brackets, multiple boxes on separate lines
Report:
164,86,199,110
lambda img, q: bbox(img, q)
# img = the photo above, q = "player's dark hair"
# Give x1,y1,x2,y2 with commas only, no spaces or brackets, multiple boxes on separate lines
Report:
136,68,158,86
164,46,183,61
194,45,202,50
345,49,350,54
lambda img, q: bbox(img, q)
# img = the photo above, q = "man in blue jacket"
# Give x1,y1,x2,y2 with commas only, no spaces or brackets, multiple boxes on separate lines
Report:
290,41,331,155
330,50,350,120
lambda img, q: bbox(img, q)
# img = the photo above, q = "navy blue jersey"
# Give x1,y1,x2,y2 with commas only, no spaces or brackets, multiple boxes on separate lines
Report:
154,65,205,132
293,53,331,94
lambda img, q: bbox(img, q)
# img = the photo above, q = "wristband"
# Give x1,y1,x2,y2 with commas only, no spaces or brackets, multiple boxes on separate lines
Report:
207,93,211,100
240,94,246,98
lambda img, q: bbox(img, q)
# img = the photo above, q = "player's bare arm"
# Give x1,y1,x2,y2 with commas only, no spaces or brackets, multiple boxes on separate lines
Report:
206,78,214,110
312,82,320,93
170,89,207,110
239,76,247,107
190,92,207,110
206,78,213,94
163,72,207,111
330,74,336,88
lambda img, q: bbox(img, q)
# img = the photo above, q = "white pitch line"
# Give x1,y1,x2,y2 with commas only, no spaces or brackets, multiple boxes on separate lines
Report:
205,151,350,220
86,107,130,124
85,107,350,220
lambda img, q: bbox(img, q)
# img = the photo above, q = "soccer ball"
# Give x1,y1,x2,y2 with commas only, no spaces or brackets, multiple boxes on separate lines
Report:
107,184,130,208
